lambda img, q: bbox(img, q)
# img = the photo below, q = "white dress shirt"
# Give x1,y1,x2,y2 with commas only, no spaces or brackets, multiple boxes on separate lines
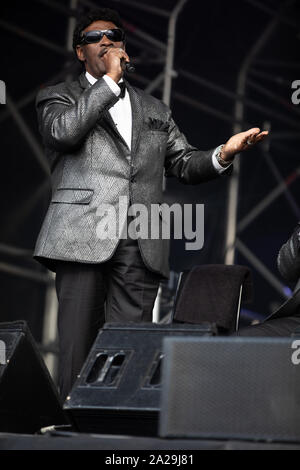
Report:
85,71,231,173
86,71,132,150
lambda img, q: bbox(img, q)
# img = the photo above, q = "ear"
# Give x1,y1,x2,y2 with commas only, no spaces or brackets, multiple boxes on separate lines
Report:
76,45,85,63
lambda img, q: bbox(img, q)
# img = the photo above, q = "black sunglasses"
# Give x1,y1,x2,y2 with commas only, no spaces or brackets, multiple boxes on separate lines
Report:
80,29,125,45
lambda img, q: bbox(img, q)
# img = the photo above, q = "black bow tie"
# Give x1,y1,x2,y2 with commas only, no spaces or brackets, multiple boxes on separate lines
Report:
118,81,126,99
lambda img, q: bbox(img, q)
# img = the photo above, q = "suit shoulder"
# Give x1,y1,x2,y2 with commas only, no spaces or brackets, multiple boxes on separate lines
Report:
36,79,81,106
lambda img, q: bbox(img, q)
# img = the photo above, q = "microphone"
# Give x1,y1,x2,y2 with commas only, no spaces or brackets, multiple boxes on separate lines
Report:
121,58,135,73
100,48,135,73
125,62,135,73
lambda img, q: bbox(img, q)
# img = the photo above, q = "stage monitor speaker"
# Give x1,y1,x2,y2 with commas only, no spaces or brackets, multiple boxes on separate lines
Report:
159,336,300,443
65,322,216,436
0,321,68,433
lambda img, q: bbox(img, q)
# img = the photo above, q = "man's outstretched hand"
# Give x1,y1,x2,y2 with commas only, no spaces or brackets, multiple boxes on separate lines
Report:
220,127,269,162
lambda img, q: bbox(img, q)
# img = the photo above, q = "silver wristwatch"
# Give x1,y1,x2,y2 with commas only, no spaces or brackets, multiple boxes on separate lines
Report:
215,144,233,168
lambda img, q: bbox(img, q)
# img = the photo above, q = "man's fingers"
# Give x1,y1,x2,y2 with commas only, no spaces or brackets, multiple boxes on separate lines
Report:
122,50,130,62
117,51,130,65
242,129,259,144
252,131,269,141
244,127,260,137
244,129,269,144
255,132,269,142
105,47,128,59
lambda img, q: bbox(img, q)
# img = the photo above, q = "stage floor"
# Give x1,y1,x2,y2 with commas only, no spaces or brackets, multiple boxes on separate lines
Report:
0,431,300,450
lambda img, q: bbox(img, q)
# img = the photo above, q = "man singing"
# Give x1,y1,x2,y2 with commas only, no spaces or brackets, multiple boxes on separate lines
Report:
34,8,268,400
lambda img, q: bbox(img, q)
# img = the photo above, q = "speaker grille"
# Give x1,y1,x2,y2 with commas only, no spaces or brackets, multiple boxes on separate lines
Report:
65,322,216,436
160,337,300,442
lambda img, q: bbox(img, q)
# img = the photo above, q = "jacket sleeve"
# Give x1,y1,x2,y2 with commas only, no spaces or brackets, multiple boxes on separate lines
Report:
277,223,300,283
164,112,232,184
36,78,119,152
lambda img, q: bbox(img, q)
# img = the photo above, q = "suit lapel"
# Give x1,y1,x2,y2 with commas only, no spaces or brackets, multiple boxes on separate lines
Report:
102,110,130,151
78,73,127,147
78,74,144,156
126,81,144,156
78,72,90,90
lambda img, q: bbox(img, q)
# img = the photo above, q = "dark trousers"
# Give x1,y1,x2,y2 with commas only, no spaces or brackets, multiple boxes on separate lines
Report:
55,235,161,401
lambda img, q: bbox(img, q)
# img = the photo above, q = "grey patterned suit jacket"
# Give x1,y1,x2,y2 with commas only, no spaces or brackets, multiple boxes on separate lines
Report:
34,72,229,278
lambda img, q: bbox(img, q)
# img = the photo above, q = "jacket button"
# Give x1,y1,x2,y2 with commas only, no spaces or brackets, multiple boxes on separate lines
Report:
130,175,135,183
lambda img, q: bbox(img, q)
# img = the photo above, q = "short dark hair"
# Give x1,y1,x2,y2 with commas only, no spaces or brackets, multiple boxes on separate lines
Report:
72,7,124,55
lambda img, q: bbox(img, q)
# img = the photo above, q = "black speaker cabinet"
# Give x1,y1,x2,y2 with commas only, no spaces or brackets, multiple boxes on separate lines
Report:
65,322,216,436
159,337,300,443
0,321,67,433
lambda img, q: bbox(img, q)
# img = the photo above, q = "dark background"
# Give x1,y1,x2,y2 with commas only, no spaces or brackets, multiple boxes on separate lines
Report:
0,0,299,339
